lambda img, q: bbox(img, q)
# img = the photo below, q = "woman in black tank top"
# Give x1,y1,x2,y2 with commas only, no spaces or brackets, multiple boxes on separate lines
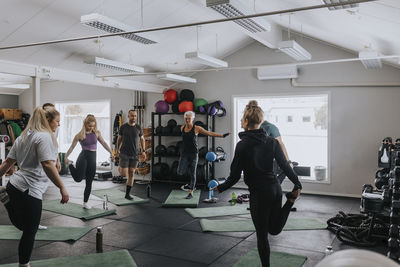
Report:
177,111,231,199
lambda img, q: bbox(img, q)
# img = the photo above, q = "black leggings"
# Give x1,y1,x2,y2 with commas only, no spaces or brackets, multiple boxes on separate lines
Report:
249,182,293,267
5,183,42,265
69,150,96,202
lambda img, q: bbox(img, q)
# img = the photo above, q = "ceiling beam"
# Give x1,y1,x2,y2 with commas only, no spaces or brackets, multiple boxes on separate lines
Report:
0,59,164,93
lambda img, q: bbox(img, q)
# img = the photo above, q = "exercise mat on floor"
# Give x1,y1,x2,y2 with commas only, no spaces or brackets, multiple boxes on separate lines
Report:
185,205,250,218
91,188,149,206
200,218,327,232
162,189,201,208
0,249,137,267
43,200,116,220
0,225,92,241
233,249,307,267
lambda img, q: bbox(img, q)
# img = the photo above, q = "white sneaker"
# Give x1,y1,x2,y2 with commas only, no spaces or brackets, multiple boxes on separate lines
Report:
38,224,47,230
83,203,92,209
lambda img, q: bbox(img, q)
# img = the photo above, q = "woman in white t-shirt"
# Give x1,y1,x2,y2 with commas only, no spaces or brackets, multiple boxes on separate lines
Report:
0,107,69,267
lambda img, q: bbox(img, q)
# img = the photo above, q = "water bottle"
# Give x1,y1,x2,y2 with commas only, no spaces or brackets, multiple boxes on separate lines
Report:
103,194,108,210
96,227,103,253
231,192,236,205
146,184,151,198
325,246,334,257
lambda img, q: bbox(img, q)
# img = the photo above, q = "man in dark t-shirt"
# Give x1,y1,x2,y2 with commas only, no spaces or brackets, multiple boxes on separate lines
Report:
117,109,145,200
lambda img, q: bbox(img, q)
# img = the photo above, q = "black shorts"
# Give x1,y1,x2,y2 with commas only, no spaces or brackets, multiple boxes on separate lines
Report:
119,153,139,169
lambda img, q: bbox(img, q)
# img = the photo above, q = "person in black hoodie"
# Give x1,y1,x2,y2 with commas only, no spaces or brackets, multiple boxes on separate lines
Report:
215,100,302,267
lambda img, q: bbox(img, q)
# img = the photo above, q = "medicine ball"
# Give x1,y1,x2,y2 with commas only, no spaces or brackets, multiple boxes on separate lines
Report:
167,119,177,128
167,145,178,156
155,100,169,114
172,100,180,114
194,98,208,112
155,126,163,135
164,89,177,104
180,89,195,102
161,126,172,135
179,101,193,113
155,144,167,156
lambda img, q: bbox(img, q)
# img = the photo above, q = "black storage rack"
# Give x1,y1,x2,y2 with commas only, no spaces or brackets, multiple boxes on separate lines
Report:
151,112,216,185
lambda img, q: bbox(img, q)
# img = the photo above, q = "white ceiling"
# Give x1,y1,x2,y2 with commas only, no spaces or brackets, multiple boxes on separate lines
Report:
0,0,399,94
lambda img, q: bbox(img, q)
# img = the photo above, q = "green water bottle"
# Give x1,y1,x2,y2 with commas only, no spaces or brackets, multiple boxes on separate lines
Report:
231,192,237,205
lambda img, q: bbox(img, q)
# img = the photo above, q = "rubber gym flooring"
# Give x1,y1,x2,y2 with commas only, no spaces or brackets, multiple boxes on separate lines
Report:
0,177,388,266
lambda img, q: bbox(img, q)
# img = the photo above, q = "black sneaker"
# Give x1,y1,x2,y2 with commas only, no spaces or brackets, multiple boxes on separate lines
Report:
185,193,193,199
125,195,134,200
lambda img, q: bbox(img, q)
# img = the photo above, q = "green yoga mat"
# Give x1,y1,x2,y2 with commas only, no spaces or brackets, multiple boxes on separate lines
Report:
43,200,116,220
0,225,92,241
0,249,137,267
162,190,201,208
233,249,307,267
200,218,327,232
91,188,150,206
185,205,250,218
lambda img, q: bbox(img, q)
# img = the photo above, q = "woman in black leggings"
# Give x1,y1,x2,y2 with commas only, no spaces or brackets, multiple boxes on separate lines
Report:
215,100,302,267
65,115,113,209
0,107,69,267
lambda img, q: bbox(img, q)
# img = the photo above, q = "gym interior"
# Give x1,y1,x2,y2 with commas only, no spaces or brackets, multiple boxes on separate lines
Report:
0,0,399,266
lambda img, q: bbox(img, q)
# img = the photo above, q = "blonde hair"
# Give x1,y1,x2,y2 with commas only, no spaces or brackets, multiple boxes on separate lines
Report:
77,114,99,141
21,107,58,147
243,100,264,128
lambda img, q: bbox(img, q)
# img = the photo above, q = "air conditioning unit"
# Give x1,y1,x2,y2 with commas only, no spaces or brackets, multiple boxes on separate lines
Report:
257,65,298,80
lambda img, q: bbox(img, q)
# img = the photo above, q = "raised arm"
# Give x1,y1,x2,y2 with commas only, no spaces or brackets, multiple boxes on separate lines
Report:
64,135,79,163
196,126,230,138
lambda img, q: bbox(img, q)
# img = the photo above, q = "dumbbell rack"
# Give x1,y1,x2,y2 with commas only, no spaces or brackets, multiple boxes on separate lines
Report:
151,112,216,186
388,149,400,261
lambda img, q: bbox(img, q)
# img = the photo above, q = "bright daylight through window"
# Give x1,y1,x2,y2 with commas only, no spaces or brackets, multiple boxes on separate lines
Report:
234,94,328,181
55,101,111,167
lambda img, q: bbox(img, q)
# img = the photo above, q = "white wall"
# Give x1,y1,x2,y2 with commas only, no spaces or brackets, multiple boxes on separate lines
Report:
146,37,400,196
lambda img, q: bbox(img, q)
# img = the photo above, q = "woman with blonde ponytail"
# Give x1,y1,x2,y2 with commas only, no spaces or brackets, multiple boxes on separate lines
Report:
65,114,113,209
214,100,302,267
0,107,69,267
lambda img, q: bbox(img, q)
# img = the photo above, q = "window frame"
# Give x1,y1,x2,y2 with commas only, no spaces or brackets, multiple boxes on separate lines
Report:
55,99,112,169
232,91,331,185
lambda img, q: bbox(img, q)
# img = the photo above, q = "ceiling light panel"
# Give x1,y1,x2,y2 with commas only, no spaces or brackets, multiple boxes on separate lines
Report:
81,13,157,44
207,0,271,33
157,74,197,83
85,57,144,73
185,52,228,68
278,40,312,61
322,0,359,11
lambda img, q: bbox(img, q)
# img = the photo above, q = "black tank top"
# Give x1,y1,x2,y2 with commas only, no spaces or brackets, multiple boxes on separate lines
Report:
182,125,198,154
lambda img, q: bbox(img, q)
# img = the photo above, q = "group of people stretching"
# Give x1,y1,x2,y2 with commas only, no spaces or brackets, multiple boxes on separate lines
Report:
0,99,301,267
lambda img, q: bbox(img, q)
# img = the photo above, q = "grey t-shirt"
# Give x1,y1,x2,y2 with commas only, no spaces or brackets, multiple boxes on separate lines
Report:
7,130,58,200
119,123,143,158
260,121,281,138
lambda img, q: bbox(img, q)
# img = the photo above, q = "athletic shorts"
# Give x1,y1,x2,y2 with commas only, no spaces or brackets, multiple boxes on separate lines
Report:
119,153,139,169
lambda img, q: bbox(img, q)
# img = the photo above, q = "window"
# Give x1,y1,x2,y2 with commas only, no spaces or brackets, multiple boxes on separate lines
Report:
233,94,328,182
55,101,111,167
